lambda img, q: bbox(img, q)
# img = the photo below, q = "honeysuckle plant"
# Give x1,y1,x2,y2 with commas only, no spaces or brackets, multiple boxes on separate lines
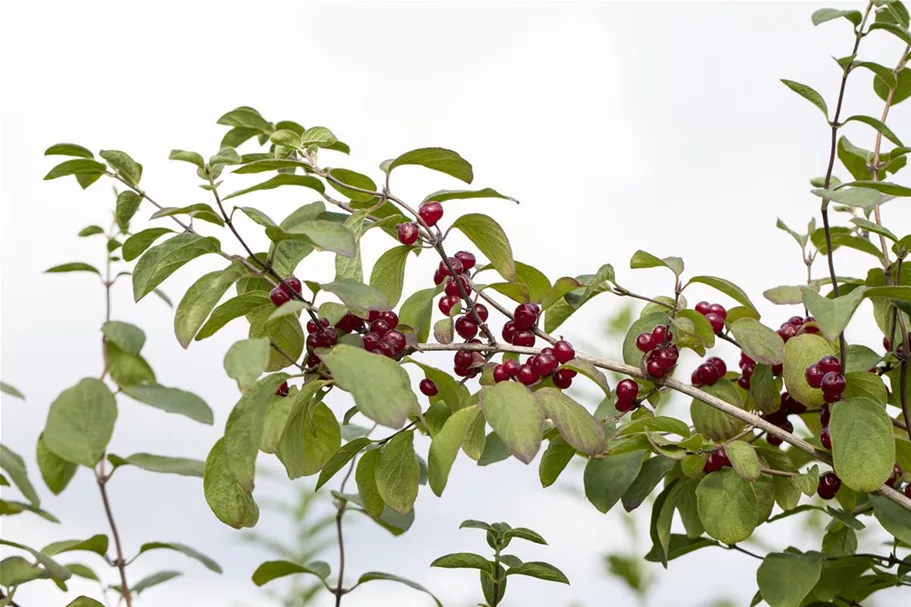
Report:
4,2,911,606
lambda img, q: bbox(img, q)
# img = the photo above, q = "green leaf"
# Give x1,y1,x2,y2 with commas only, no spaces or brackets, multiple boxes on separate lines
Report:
321,345,418,428
0,539,71,582
830,398,894,492
104,341,155,387
115,191,142,231
537,437,575,488
729,318,785,365
45,262,100,275
506,561,570,585
428,406,481,496
687,275,758,315
630,250,683,276
168,149,205,168
130,570,182,594
101,321,145,355
299,126,338,148
870,493,911,545
0,444,40,506
0,381,24,400
800,286,866,343
43,379,116,467
223,174,325,201
649,479,683,567
451,213,516,281
869,21,911,45
269,129,301,148
137,542,221,573
559,358,612,396
233,159,313,174
333,211,367,282
725,441,761,481
44,159,106,180
398,287,437,343
851,217,897,242
99,150,141,186
376,431,420,514
479,382,544,464
696,468,758,544
842,371,887,403
64,597,105,607
132,234,220,301
278,398,341,478
644,535,719,563
174,264,244,348
842,115,903,146
534,388,604,456
327,168,379,203
810,186,893,209
0,555,50,587
812,8,863,26
37,434,77,495
316,438,372,490
122,228,173,261
756,551,824,607
248,308,304,372
150,203,224,227
196,292,270,340
875,66,911,105
750,364,783,414
783,333,835,409
584,451,647,514
252,560,330,586
386,147,473,183
780,79,828,117
78,225,105,237
109,453,204,477
369,246,413,308
355,448,384,518
763,285,807,305
503,527,547,545
121,384,212,425
423,187,517,203
42,535,108,557
622,455,676,512
354,572,443,607
691,380,747,441
224,338,271,390
45,143,94,159
430,553,491,572
266,220,357,258
217,107,272,133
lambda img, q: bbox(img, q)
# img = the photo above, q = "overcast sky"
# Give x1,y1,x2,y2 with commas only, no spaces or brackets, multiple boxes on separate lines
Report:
2,1,910,606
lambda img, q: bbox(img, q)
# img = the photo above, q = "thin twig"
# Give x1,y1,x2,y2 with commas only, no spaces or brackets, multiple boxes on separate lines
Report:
95,464,132,607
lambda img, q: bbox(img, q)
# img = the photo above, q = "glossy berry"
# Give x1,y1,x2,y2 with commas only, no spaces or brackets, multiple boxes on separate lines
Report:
886,463,903,487
453,365,475,377
368,310,381,322
817,472,841,500
513,304,539,330
270,286,292,307
439,257,464,276
383,330,406,355
474,303,489,322
553,368,574,389
439,295,460,316
532,352,559,377
820,372,845,397
362,332,380,352
397,222,419,245
818,355,840,375
706,357,727,378
780,419,793,435
513,330,535,348
657,345,679,370
378,311,398,329
695,301,711,315
767,433,783,447
553,341,575,364
805,363,825,389
636,333,655,353
306,354,321,368
454,250,476,271
820,404,831,426
419,201,444,226
306,319,321,333
433,268,446,285
455,316,479,339
454,349,474,369
275,381,289,397
281,276,302,295
370,318,391,337
693,363,718,387
493,364,509,383
503,359,521,377
777,324,797,342
905,483,911,499
616,379,639,404
502,321,518,344
740,352,755,367
335,312,363,334
321,327,339,346
787,315,805,326
802,323,820,335
419,379,438,396
376,341,396,358
737,375,751,390
517,364,538,386
305,333,319,352
445,276,470,297
707,303,727,320
651,324,668,343
782,392,805,415
646,358,668,379
820,426,832,450
705,312,725,335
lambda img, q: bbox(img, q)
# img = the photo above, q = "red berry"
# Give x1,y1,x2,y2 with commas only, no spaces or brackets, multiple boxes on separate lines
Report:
455,316,479,339
438,295,460,316
707,303,727,320
818,356,840,375
740,352,755,367
419,379,438,396
433,268,446,285
454,349,474,369
713,448,731,468
281,276,302,295
517,364,538,386
695,301,711,315
502,321,517,344
270,286,291,307
419,201,444,226
513,330,535,348
636,333,655,353
553,341,575,364
782,392,805,415
513,304,539,330
362,332,381,352
368,310,381,322
376,341,396,358
651,325,668,343
767,434,783,447
738,375,750,390
439,257,464,276
335,312,363,333
454,250,476,271
533,352,559,377
694,363,718,387
820,372,845,397
306,354,320,367
887,463,903,487
691,369,705,387
275,381,289,397
379,311,398,329
306,319,320,333
772,363,783,376
615,398,635,413
383,330,406,355
370,318,391,337
780,419,793,434
306,333,319,352
616,379,639,404
884,336,892,351
646,358,668,379
657,346,679,370
540,347,553,356
820,404,831,426
817,472,841,500
502,359,520,376
322,327,339,346
453,365,475,377
553,368,574,389
706,357,727,378
805,364,825,389
444,276,469,297
905,483,911,499
778,324,798,342
493,364,509,383
397,222,419,245
820,426,832,450
473,303,489,322
705,312,725,335
802,324,820,335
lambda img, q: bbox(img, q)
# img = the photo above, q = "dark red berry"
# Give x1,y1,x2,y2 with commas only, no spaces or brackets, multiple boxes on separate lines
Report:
767,434,783,447
884,336,892,351
805,363,825,389
657,346,679,370
473,303,489,322
383,330,406,355
553,368,574,389
376,341,396,358
433,268,446,285
454,250,476,271
615,398,635,413
706,357,727,378
438,295,460,316
802,323,820,335
513,304,539,330
707,303,727,320
444,276,470,297
335,312,363,333
419,201,444,226
772,363,783,376
820,372,845,397
306,319,320,333
306,354,320,367
616,379,639,404
503,359,521,376
306,333,319,352
270,286,291,307
493,364,509,383
362,332,381,352
705,312,725,335
905,483,911,498
397,222,419,245
738,375,751,390
275,381,289,397
439,257,464,276
782,392,806,415
818,356,840,375
691,369,705,387
368,310,381,322
420,378,438,396
695,301,711,315
740,352,755,367
540,347,553,356
533,352,559,377
820,426,832,450
778,324,798,342
370,318,391,337
378,311,398,329
787,316,805,326
553,341,575,364
454,349,473,369
455,316,479,340
453,365,475,377
502,320,517,344
646,358,668,379
322,327,339,346
517,364,538,386
513,330,535,348
281,276,302,295
651,325,668,343
817,472,841,500
713,448,731,468
694,363,718,387
820,404,831,426
886,463,903,487
636,333,655,353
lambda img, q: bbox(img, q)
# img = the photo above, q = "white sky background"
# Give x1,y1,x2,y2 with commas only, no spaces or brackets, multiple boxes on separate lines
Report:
2,1,911,606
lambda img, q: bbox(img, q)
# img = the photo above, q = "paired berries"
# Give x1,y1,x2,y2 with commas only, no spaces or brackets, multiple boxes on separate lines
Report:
805,355,844,402
501,304,540,347
778,315,819,342
335,312,365,334
305,317,338,364
615,379,639,413
635,324,677,380
703,448,731,474
269,275,303,306
493,341,578,390
817,471,841,500
362,311,404,359
692,357,727,387
397,222,419,245
695,301,726,335
418,201,444,226
738,352,755,390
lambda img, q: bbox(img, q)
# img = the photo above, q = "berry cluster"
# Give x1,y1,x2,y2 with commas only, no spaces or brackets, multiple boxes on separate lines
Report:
635,324,677,379
777,315,819,342
492,340,576,388
269,276,303,307
694,301,727,335
434,252,488,340
691,357,727,387
614,379,639,412
805,355,844,403
395,201,445,246
763,392,805,446
360,310,406,359
501,303,540,348
702,448,731,474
